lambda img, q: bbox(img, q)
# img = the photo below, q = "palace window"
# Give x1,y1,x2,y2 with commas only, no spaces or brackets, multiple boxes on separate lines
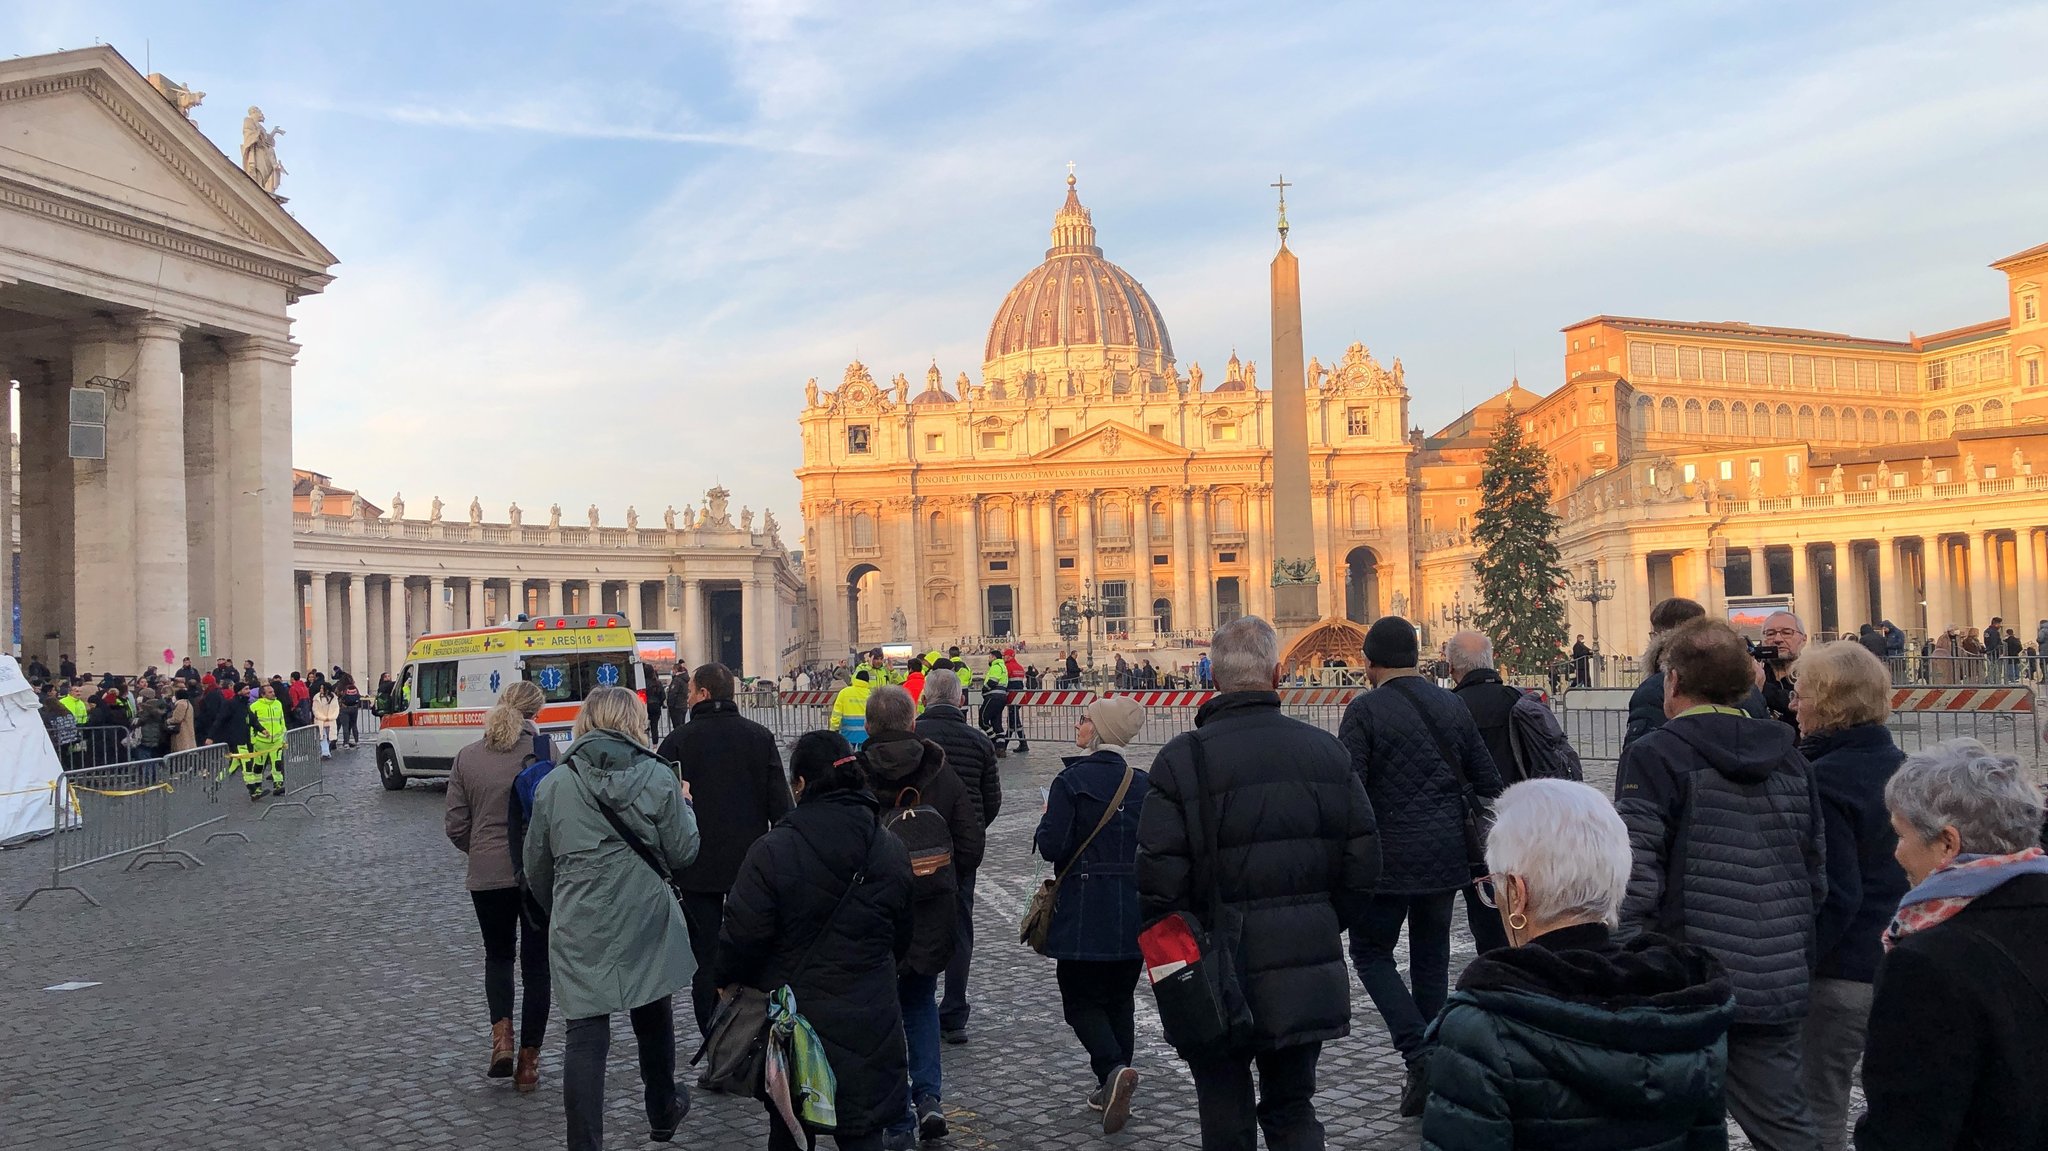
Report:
928,511,947,547
2028,359,2042,389
1684,399,1703,434
983,505,1010,542
1659,397,1679,433
1731,404,1750,437
1101,581,1129,624
1720,460,1734,481
1059,557,1075,568
980,429,1009,449
2025,295,2038,322
1100,503,1128,539
1154,554,1169,565
1954,404,1977,431
1350,493,1374,530
1210,421,1240,443
1347,408,1372,436
1770,354,1792,389
1679,346,1700,380
847,425,872,454
1883,410,1901,442
1654,344,1678,378
1927,360,1948,391
1980,349,2007,380
1725,352,1747,383
1702,350,1724,381
924,433,945,453
1707,400,1727,435
1682,464,1697,483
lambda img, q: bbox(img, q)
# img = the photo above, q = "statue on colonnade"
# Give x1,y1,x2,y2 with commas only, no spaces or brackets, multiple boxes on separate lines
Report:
390,492,405,520
240,107,287,198
509,503,523,527
664,505,677,531
468,497,483,526
548,503,562,529
627,506,640,530
429,496,444,524
587,504,601,529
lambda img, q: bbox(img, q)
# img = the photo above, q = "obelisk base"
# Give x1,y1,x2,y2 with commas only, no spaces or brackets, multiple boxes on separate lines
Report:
1274,582,1320,629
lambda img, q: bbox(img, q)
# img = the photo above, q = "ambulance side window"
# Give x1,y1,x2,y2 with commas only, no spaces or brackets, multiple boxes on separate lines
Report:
416,661,460,709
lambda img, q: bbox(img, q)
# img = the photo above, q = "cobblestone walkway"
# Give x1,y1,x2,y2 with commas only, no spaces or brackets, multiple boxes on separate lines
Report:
1,737,1784,1149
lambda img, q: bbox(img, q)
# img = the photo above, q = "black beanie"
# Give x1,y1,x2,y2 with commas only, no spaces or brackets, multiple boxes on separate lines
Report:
1364,616,1419,669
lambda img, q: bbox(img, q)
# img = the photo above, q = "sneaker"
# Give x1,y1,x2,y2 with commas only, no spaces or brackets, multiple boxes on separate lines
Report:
247,789,263,802
1399,1054,1430,1118
916,1096,947,1140
1086,1082,1106,1112
1101,1065,1138,1135
941,1027,968,1045
270,784,285,797
650,1080,690,1141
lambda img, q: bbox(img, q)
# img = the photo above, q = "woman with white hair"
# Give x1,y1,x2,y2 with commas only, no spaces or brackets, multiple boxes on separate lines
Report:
1423,780,1735,1150
1856,738,2048,1151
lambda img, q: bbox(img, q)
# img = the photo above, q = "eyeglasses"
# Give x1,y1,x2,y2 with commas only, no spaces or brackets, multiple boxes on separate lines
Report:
1475,874,1503,909
1762,628,1805,639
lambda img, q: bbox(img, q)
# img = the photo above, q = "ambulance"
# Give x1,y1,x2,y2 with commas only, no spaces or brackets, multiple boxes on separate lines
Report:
374,612,646,791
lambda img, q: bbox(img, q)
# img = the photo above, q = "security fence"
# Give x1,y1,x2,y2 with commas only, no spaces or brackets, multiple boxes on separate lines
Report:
14,725,331,911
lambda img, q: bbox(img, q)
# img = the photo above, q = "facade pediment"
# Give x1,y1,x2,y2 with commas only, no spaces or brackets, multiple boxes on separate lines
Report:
1032,420,1188,462
0,47,336,295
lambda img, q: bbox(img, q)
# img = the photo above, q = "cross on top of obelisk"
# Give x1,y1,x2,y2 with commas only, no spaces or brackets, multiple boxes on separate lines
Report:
1272,174,1291,244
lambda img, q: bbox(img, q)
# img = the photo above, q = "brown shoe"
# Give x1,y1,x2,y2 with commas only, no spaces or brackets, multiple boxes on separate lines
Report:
514,1047,540,1093
489,1020,515,1078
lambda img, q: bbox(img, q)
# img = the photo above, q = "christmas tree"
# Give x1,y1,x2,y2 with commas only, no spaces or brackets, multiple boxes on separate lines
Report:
1471,404,1569,677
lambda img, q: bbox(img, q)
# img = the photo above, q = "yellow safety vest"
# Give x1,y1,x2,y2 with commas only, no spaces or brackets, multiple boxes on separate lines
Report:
983,660,1007,688
59,695,88,723
250,697,286,749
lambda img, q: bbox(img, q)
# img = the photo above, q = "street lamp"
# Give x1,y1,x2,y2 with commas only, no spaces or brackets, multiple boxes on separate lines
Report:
1437,592,1471,631
1566,566,1617,653
1060,580,1105,673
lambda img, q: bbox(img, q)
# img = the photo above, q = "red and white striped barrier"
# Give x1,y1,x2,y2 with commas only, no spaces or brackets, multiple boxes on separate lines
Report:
1006,690,1097,706
1106,690,1214,708
779,691,838,706
1889,687,2035,713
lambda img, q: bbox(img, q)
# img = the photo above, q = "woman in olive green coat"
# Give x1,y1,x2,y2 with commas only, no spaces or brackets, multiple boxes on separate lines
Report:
525,686,701,1151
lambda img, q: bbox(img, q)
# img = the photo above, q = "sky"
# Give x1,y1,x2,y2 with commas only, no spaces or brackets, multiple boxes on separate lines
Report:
10,1,2048,529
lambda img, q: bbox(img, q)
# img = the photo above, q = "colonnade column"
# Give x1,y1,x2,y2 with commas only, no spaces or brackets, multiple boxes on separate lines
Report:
20,367,74,657
347,575,368,679
682,579,706,669
1016,496,1039,643
1920,538,1947,637
184,344,231,664
1191,489,1214,634
1790,544,1816,629
1171,489,1193,636
1035,496,1059,638
71,321,135,669
548,579,565,617
2017,530,2043,641
467,580,484,630
741,573,762,677
306,573,329,675
226,336,297,676
425,576,446,634
1131,489,1152,639
1966,531,1993,628
132,317,190,667
1877,539,1902,630
1837,545,1866,633
386,577,409,680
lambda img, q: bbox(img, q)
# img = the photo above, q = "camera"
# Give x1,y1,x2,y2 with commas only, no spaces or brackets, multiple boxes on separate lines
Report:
1752,643,1783,663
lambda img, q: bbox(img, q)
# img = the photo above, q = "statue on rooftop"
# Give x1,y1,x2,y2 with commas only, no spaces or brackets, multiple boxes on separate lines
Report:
429,496,443,524
390,492,405,520
240,107,287,198
548,503,562,529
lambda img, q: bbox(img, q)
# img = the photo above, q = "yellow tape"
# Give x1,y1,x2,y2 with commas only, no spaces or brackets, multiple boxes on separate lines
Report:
0,782,61,798
67,782,173,798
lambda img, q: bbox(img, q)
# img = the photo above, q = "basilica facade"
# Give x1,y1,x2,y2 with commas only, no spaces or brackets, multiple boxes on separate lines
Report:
795,177,1417,658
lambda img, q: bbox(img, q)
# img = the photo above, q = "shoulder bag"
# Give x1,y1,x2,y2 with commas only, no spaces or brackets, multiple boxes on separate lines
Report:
1380,676,1492,880
1141,731,1254,1059
693,825,879,1097
569,756,689,912
1019,763,1135,954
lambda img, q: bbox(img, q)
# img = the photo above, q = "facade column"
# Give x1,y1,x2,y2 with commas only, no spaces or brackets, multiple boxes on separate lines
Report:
1015,496,1039,643
1035,495,1059,638
812,501,842,657
19,367,74,659
306,573,330,674
895,499,922,643
225,336,298,675
132,318,190,667
1171,488,1193,637
1791,544,1816,628
386,577,409,680
1192,488,1214,634
682,579,706,669
960,498,982,636
71,322,136,670
1966,531,1993,629
347,575,369,680
741,572,762,677
1131,489,1153,639
1246,486,1270,622
1309,482,1333,618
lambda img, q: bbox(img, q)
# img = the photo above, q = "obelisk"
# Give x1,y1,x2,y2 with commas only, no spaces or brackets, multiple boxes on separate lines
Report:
1268,176,1320,631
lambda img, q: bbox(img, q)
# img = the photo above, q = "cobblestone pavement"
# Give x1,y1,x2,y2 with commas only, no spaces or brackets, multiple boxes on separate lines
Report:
0,732,1791,1149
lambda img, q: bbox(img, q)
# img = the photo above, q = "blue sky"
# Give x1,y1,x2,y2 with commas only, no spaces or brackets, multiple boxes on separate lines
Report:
12,1,2048,525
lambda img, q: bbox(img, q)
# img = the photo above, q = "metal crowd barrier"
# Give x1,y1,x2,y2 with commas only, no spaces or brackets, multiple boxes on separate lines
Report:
15,727,334,910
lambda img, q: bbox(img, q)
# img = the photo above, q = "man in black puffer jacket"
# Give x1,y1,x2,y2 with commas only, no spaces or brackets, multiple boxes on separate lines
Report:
913,667,1003,1044
1616,617,1826,1151
1138,616,1380,1151
1340,615,1506,1116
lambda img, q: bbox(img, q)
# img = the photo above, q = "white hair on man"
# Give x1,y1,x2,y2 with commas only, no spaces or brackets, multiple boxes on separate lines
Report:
1484,779,1633,928
1445,630,1495,680
922,667,965,708
1210,616,1280,692
865,684,916,734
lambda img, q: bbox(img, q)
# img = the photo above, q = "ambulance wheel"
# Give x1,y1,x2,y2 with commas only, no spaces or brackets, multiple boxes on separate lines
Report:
377,747,408,791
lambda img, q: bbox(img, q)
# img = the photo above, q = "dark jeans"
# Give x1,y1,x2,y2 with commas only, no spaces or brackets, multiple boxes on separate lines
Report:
337,708,358,745
470,887,550,1048
1350,890,1456,1060
680,890,726,1036
939,874,975,1032
765,1100,883,1151
1056,958,1141,1084
564,996,681,1151
1186,1041,1324,1151
887,971,942,1137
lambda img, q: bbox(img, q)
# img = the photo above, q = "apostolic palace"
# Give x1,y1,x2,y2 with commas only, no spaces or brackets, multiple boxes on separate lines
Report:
796,175,2048,665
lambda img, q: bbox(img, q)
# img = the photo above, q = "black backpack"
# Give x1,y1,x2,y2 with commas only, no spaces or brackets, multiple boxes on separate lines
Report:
1507,693,1584,782
882,785,956,899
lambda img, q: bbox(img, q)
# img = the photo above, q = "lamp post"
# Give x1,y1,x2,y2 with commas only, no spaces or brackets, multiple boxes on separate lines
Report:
1059,579,1106,676
1437,592,1471,632
1567,566,1618,665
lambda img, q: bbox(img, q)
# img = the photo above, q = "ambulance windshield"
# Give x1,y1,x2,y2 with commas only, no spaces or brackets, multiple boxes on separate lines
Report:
523,652,636,704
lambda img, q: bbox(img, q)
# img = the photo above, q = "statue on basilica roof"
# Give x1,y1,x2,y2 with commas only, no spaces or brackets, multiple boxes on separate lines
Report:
805,377,819,407
1189,362,1203,391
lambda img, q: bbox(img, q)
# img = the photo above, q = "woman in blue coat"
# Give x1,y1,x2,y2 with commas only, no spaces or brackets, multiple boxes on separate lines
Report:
1033,696,1150,1135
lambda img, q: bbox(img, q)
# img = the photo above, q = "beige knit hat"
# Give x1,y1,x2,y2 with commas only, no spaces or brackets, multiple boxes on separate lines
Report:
1086,696,1146,748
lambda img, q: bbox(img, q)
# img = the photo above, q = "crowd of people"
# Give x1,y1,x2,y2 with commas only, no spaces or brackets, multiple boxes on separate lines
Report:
427,603,2046,1151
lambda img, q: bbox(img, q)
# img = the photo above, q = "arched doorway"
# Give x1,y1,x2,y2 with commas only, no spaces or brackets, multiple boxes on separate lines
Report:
1152,597,1172,636
846,563,880,650
1344,547,1381,624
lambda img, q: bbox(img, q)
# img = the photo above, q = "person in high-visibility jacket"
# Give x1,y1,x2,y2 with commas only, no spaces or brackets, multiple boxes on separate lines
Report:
58,682,91,765
246,682,288,799
832,668,875,749
978,653,1009,736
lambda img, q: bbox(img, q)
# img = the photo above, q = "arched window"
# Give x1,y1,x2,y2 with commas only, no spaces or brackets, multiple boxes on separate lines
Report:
1350,492,1374,530
1056,506,1075,542
851,511,877,549
1904,411,1921,440
1215,497,1239,534
1954,405,1976,431
1684,398,1703,434
1882,410,1900,443
928,510,947,547
1818,407,1837,440
1659,397,1679,433
1928,410,1948,439
1984,398,2006,426
1731,403,1750,437
1707,400,1727,435
1797,405,1816,439
982,504,1010,542
1099,502,1128,539
1150,502,1169,538
1775,404,1794,439
1634,395,1653,435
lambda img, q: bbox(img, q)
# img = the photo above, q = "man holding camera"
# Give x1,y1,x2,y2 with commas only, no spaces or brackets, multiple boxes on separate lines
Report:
1757,611,1807,735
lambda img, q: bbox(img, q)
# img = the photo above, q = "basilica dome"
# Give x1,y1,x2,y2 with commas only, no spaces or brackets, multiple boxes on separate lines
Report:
982,175,1175,385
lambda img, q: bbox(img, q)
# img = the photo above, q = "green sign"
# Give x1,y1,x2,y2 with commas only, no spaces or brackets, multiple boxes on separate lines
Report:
196,617,212,659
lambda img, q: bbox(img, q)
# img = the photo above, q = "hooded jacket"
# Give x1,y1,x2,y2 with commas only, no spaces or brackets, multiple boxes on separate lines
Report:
1615,709,1826,1025
913,703,1002,832
1423,922,1735,1151
861,728,985,976
524,729,700,1018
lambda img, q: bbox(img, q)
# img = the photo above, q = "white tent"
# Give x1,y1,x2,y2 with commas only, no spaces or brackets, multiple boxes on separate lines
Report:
0,655,63,843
